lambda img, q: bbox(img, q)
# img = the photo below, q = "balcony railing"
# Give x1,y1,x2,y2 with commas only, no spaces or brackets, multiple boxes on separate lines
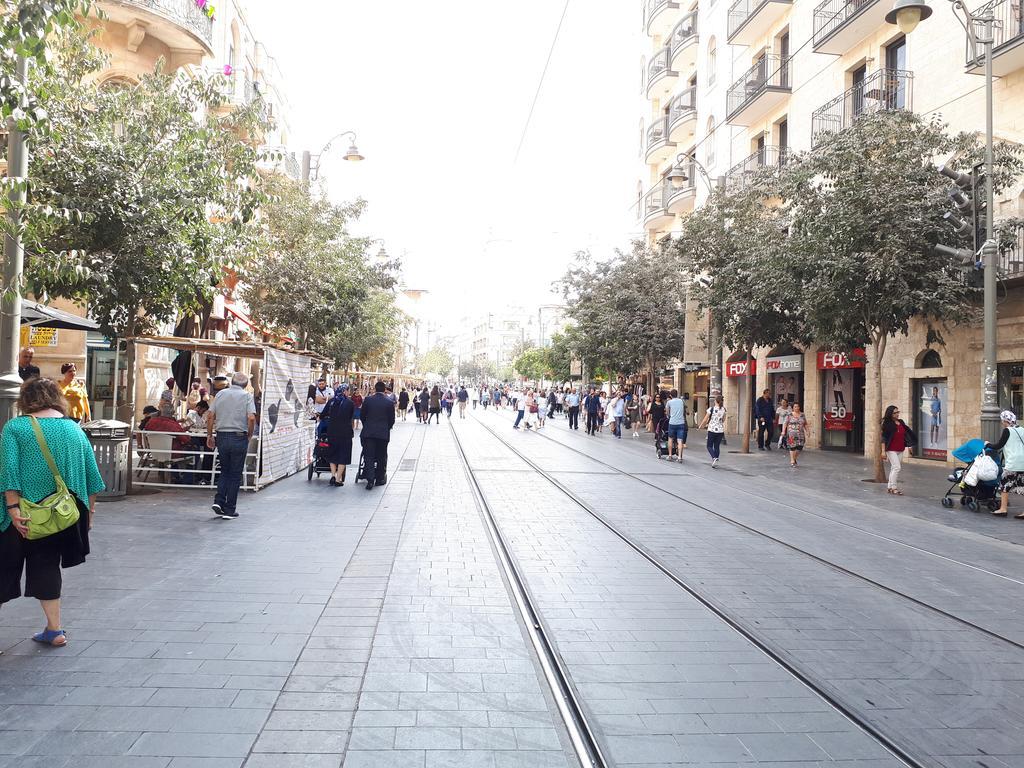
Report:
284,152,301,181
670,11,699,56
646,0,680,30
810,69,913,146
127,0,214,48
643,183,667,220
726,54,792,121
812,0,879,48
668,86,697,127
725,146,788,190
999,221,1024,280
646,116,671,154
967,0,1024,65
728,0,790,41
647,46,674,91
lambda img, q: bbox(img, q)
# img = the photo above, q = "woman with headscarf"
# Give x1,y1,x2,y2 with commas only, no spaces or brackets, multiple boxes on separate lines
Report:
987,410,1024,517
322,384,355,487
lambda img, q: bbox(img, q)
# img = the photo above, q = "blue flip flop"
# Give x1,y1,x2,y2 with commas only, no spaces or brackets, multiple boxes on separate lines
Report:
31,629,67,646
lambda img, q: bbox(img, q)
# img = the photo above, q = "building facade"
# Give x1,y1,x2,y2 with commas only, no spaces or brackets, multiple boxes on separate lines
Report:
639,0,1024,462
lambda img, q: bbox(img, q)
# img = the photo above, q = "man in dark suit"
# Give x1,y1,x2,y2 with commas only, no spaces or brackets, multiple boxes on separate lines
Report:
359,381,396,490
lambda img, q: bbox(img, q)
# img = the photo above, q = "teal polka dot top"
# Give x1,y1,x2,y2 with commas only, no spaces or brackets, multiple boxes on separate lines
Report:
0,416,105,532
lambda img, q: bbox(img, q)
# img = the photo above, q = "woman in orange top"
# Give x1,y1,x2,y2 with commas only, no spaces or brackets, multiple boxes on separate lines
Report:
59,363,91,423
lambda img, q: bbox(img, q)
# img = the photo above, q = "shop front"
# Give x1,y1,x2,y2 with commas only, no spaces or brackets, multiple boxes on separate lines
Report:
913,378,948,461
765,348,804,408
681,363,709,427
818,349,865,452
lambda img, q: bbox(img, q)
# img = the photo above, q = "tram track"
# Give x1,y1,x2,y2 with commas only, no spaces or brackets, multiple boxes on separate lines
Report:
498,413,1024,653
450,415,923,768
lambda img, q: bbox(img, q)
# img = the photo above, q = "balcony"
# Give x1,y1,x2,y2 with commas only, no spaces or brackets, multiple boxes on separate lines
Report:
646,0,681,36
966,0,1024,75
98,0,214,56
666,160,697,214
999,221,1024,283
812,0,887,55
646,46,678,99
669,11,699,75
810,69,912,146
726,54,792,126
645,116,676,165
727,0,793,47
668,86,698,143
725,146,788,191
643,183,674,230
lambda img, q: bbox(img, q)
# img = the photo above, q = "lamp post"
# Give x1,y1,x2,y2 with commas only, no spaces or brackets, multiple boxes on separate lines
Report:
301,130,364,183
886,0,1000,441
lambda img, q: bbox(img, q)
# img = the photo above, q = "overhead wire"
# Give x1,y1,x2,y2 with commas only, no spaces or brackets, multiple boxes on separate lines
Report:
514,0,572,164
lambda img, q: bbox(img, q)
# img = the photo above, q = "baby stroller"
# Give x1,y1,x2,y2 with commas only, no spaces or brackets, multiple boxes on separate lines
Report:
655,417,670,459
942,438,1001,511
308,423,332,481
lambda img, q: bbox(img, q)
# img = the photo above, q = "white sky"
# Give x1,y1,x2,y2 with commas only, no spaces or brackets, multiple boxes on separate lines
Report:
243,0,642,326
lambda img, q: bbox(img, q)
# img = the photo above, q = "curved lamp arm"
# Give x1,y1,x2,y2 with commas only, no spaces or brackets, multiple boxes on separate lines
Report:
310,130,363,181
667,153,723,193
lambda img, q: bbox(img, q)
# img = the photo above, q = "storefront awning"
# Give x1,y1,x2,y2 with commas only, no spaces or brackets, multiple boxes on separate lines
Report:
21,301,100,331
129,335,331,365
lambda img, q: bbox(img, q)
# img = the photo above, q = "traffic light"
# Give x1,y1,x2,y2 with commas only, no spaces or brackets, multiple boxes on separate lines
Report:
938,162,985,252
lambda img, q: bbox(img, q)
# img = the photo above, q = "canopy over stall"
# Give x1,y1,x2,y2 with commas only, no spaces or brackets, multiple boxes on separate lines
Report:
21,300,100,331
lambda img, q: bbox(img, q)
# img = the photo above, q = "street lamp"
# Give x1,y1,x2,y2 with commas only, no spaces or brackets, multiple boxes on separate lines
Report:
667,153,725,193
302,130,364,182
886,0,1000,441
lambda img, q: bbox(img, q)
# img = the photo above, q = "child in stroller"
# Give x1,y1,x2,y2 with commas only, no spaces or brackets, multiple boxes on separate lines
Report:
942,438,1001,511
655,416,670,459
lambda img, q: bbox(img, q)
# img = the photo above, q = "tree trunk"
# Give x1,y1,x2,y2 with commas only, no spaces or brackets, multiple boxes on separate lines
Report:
741,349,752,453
116,321,138,494
870,334,887,483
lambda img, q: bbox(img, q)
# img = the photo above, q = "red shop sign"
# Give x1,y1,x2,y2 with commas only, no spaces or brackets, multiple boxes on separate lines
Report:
816,349,866,369
725,359,756,378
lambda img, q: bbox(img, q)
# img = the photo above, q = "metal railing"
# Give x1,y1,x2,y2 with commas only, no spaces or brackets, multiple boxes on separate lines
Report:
999,221,1024,279
284,152,301,180
647,0,679,27
643,183,668,220
646,116,671,154
966,0,1024,64
668,86,697,128
726,54,792,120
725,146,788,190
126,0,214,48
812,0,881,47
728,0,788,39
670,10,699,56
810,69,913,146
647,46,674,91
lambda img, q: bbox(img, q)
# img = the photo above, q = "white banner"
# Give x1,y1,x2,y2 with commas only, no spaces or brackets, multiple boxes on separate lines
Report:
259,349,316,484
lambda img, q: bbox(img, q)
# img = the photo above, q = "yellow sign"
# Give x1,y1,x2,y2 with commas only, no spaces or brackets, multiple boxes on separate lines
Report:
19,326,59,347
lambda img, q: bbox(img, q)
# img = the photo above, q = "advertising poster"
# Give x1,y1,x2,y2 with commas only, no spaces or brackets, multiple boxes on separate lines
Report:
259,349,316,484
918,380,948,460
823,367,854,431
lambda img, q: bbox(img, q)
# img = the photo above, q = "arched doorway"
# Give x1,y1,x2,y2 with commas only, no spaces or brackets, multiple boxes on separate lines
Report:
912,348,947,460
765,344,804,408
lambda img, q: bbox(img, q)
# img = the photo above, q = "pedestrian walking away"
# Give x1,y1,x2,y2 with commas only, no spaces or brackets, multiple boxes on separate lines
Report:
360,381,396,489
986,410,1024,516
351,390,363,431
566,387,581,430
397,387,410,420
206,372,256,519
0,377,104,647
665,389,687,461
322,383,355,487
419,386,430,423
755,388,775,451
782,403,810,467
457,385,469,419
881,404,917,494
427,385,442,424
699,395,727,467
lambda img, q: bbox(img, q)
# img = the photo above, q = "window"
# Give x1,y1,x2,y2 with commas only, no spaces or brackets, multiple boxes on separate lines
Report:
919,350,943,368
777,119,788,155
706,118,716,167
707,37,717,86
885,36,908,109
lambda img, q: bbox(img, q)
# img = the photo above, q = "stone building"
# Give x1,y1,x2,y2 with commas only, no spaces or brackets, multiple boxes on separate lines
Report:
639,0,1024,464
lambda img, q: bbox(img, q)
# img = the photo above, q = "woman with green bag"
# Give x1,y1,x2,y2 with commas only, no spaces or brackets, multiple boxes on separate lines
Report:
0,377,104,647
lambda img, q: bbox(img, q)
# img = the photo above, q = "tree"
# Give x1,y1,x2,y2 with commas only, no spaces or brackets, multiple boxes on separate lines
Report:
458,360,495,381
417,346,455,377
560,242,686,384
546,331,574,382
779,110,1024,480
509,338,534,361
514,347,549,382
676,176,805,451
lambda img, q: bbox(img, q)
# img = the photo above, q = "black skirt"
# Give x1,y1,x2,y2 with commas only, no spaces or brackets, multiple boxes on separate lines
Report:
326,436,353,466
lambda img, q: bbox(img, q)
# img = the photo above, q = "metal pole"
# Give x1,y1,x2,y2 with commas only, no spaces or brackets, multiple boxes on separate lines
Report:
0,55,29,431
709,314,722,398
300,150,311,183
980,23,1001,443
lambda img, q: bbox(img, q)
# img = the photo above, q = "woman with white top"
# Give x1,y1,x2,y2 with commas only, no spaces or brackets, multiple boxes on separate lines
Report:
699,394,727,467
987,410,1024,517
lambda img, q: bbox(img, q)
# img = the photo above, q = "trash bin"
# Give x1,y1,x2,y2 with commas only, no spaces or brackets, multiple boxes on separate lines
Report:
81,419,132,498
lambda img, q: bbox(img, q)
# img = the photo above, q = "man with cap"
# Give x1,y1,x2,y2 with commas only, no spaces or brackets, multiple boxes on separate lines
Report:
359,381,395,490
206,372,256,518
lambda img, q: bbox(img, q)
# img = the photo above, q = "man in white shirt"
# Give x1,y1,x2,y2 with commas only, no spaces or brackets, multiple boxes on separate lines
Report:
665,388,687,462
311,378,333,417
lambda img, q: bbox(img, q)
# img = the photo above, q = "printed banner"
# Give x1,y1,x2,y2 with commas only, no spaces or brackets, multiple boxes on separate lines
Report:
259,349,316,484
918,380,947,460
725,359,756,378
824,368,854,431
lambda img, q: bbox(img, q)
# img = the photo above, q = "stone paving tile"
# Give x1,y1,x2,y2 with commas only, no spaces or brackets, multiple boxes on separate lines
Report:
456,416,904,767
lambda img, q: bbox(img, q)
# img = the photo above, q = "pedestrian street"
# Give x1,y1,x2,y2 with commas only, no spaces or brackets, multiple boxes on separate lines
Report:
2,410,1024,768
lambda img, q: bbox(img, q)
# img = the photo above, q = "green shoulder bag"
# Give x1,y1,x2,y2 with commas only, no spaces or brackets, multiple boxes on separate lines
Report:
20,416,80,540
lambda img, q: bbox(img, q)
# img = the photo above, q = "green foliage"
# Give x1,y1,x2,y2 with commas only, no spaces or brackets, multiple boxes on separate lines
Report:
546,331,574,381
241,173,400,369
559,241,685,377
23,29,267,338
416,346,455,376
513,346,548,381
458,359,496,381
